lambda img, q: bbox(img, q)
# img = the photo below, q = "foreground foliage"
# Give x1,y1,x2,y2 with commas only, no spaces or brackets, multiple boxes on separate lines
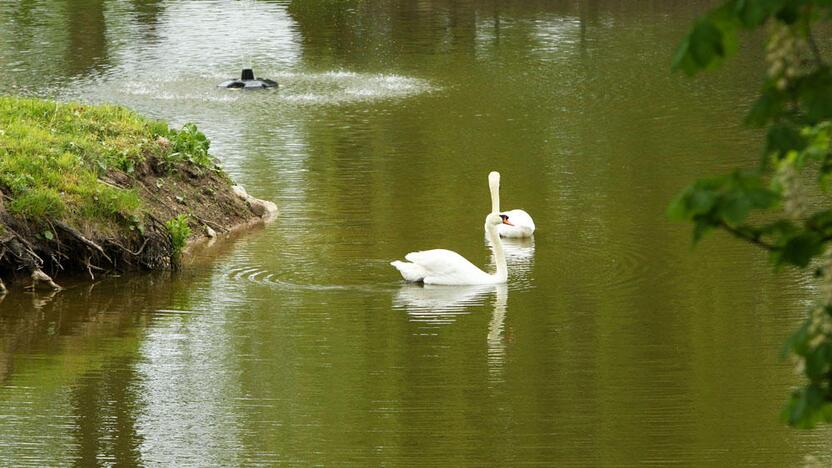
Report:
669,1,832,428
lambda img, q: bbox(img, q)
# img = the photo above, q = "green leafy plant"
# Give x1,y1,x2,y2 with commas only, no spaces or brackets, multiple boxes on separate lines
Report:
128,214,145,236
165,214,191,261
165,123,214,169
669,1,832,428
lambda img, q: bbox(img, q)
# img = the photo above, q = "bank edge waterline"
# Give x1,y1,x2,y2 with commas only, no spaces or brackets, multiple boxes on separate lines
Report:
0,96,276,293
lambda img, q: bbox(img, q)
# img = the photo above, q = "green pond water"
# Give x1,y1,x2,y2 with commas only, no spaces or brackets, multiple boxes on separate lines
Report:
1,0,831,465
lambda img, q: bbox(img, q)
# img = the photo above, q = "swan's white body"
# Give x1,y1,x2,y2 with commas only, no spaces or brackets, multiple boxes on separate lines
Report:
498,209,535,238
489,172,535,238
391,213,510,285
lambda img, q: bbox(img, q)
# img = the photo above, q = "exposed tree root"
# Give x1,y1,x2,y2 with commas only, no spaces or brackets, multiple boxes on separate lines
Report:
54,221,113,265
0,211,174,292
29,269,61,291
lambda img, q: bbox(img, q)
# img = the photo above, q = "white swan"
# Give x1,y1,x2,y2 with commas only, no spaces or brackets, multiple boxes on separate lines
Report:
391,212,513,285
489,171,535,238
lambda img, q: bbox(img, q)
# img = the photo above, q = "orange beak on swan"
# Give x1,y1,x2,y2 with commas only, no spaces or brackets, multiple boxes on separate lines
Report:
500,214,514,226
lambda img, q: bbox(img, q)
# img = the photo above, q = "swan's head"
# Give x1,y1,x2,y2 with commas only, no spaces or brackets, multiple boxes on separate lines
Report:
486,212,514,227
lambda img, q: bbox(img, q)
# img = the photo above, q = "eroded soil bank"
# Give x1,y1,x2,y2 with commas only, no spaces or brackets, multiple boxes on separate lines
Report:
0,97,275,292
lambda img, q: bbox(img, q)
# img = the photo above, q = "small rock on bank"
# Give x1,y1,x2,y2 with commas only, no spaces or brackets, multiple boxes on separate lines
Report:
232,185,278,219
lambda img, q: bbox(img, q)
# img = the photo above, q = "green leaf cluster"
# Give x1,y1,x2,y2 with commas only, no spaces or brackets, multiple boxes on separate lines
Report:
668,170,779,240
670,1,832,428
163,123,215,169
783,306,832,428
672,0,818,76
165,214,191,261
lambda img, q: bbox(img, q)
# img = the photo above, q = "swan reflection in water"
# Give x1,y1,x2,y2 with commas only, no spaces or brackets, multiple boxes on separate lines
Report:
393,283,509,382
488,236,535,278
486,284,508,383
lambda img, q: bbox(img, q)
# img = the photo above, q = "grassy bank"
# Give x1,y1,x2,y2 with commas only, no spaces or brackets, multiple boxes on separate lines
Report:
0,96,267,290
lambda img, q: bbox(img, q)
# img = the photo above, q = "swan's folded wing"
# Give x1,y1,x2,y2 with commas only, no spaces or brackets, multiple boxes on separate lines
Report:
504,209,535,230
404,249,487,284
499,209,535,237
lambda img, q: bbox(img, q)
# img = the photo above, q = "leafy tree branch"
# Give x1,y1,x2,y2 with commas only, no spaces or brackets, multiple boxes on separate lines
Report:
669,0,832,428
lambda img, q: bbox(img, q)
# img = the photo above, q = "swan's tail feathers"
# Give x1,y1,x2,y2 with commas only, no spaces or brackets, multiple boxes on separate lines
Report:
391,260,427,283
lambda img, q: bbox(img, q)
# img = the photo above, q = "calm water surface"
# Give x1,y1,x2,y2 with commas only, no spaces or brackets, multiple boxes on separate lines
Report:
1,0,831,465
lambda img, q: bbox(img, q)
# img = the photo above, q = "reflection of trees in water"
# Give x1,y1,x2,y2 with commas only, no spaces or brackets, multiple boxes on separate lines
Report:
7,0,38,28
65,0,108,76
0,0,166,89
285,0,711,68
71,355,144,467
65,0,167,74
131,0,165,29
286,0,481,67
0,280,167,387
0,226,254,465
0,275,174,465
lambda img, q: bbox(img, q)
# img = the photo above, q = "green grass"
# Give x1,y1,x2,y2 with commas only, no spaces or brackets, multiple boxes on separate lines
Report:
0,96,212,224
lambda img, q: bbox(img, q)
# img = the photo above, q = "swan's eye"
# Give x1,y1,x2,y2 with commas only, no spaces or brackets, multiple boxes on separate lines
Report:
499,214,508,222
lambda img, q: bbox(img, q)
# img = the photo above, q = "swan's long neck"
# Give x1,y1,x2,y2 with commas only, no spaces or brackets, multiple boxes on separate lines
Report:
489,172,501,214
486,221,508,282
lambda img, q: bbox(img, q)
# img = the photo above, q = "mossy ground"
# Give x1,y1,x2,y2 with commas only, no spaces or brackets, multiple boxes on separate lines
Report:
0,96,258,286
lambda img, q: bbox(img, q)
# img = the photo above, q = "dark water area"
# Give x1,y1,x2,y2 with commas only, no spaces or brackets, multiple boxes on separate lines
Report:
1,0,831,465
